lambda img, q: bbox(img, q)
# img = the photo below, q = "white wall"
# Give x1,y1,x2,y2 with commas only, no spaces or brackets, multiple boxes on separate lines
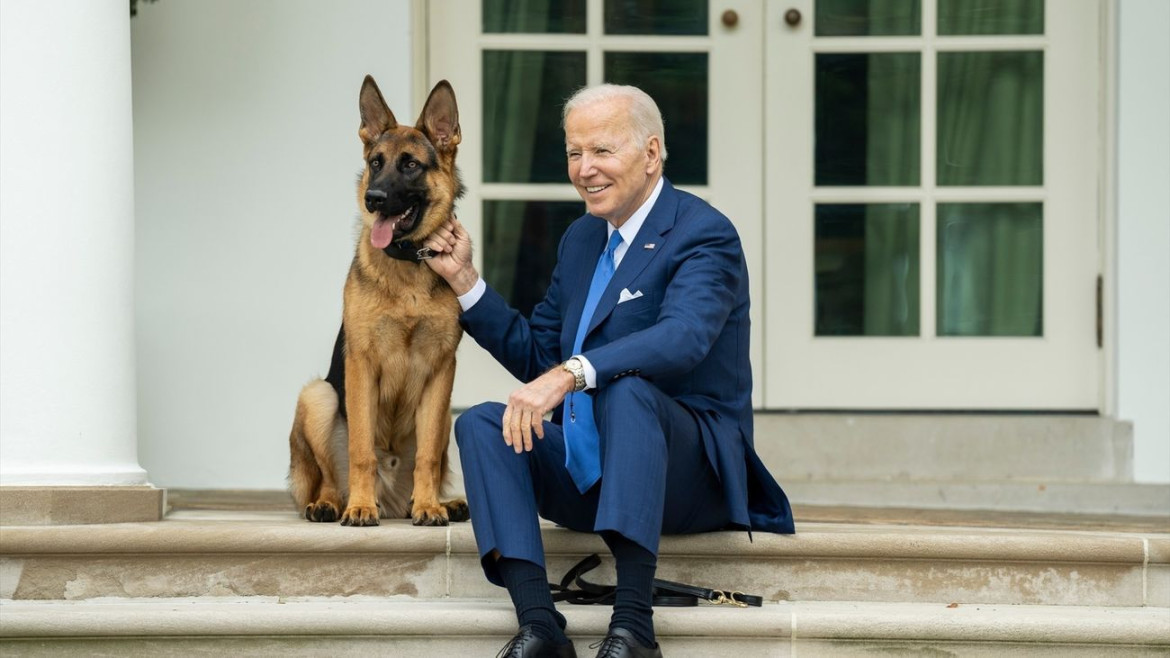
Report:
1117,0,1170,483
131,0,414,488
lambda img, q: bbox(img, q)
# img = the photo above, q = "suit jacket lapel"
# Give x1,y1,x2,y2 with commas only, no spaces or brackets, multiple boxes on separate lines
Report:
584,179,678,338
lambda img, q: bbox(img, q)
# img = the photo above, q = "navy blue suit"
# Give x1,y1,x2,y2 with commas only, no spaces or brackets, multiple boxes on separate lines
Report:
456,179,793,585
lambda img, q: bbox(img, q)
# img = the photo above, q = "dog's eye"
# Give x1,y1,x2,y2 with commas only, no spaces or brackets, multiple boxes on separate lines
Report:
370,157,382,171
404,160,418,169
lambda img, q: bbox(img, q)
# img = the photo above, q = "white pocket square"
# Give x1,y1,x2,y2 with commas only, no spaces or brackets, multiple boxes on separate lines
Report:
618,288,644,304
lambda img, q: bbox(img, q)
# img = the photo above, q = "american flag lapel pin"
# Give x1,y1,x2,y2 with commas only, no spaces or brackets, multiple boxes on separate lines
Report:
643,243,656,250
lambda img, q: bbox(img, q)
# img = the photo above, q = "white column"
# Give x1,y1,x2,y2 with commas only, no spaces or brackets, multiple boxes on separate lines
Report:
0,0,146,487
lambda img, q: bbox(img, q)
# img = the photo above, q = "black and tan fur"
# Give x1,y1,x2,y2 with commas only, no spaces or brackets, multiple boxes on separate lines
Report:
288,76,468,526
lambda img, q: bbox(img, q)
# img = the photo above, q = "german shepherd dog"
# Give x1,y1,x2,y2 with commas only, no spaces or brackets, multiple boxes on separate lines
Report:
288,76,469,527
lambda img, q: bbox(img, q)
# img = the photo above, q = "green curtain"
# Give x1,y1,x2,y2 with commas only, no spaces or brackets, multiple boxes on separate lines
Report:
934,2,1043,336
856,0,1043,336
481,0,553,297
863,30,921,335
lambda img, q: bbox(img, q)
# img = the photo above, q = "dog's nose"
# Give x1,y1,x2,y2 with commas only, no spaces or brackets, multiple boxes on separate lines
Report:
364,189,387,212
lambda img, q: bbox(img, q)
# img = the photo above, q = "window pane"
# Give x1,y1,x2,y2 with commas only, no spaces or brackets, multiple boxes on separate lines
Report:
605,0,708,35
484,200,585,317
937,51,1043,186
816,53,921,186
816,0,921,36
938,0,1043,35
605,52,708,185
483,51,586,183
483,0,587,33
937,203,1043,336
815,204,920,336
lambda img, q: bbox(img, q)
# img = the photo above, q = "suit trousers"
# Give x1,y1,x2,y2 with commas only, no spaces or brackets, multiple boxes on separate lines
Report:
455,376,730,587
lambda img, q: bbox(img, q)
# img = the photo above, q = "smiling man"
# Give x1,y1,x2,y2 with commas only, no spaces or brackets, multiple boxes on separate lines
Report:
423,84,794,658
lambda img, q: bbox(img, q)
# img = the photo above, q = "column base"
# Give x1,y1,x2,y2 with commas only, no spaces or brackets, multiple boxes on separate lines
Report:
0,486,165,525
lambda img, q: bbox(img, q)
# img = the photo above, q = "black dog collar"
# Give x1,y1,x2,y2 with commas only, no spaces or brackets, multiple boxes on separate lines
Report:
382,240,434,263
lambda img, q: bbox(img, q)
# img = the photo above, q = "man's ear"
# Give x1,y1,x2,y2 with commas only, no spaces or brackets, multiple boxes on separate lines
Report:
644,135,663,174
417,80,461,151
359,75,398,145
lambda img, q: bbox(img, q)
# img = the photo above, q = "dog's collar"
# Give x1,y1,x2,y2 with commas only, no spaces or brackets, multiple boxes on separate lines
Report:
382,240,434,263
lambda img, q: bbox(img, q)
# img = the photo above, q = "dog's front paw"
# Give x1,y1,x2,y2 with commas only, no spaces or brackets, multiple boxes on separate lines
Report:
444,499,470,523
340,504,380,526
411,503,449,527
305,501,340,523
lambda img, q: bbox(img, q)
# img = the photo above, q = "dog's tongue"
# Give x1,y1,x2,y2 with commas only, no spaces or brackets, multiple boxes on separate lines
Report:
370,216,400,249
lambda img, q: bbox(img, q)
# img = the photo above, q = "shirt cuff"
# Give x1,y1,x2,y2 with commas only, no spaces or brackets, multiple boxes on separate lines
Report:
456,277,487,311
575,354,598,390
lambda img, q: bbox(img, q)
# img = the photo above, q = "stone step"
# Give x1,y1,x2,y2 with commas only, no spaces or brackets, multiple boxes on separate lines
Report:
3,511,1167,608
781,480,1170,516
752,413,1135,483
0,597,1165,656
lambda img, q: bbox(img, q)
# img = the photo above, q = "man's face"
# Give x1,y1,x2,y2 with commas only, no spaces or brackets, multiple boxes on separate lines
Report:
565,100,660,227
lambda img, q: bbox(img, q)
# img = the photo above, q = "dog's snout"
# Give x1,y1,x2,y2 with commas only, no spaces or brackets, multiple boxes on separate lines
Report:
364,189,387,212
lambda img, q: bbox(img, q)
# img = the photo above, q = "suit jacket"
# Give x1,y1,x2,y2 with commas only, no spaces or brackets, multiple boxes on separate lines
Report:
461,179,794,534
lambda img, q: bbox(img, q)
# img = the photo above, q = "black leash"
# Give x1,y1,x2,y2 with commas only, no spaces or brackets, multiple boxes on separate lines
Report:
549,553,763,608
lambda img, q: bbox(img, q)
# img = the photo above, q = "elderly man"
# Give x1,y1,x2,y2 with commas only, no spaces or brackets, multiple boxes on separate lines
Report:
424,84,793,658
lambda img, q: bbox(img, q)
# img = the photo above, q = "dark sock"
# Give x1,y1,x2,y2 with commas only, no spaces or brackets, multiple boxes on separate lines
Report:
496,557,568,644
601,531,657,648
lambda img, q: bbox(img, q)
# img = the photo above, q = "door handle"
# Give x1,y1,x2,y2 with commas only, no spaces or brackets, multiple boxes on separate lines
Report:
784,8,802,27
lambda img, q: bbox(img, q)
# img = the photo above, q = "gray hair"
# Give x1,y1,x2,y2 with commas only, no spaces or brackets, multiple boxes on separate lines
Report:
562,84,668,162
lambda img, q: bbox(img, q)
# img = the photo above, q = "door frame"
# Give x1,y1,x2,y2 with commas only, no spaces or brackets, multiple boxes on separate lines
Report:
763,0,1106,410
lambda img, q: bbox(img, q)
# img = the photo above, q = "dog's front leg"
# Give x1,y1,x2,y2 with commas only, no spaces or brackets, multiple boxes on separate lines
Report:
410,358,459,526
340,353,380,526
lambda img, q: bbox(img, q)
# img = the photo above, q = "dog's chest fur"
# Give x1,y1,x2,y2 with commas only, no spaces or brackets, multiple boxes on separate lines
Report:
343,256,462,439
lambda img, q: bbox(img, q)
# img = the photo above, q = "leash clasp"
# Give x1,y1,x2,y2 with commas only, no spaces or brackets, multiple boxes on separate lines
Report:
416,247,435,261
708,591,749,608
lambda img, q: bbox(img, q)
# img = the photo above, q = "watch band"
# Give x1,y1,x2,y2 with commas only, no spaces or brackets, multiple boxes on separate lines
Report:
563,358,587,392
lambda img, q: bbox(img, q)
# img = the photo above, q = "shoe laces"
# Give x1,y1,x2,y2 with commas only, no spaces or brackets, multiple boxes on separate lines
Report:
589,633,633,657
498,626,539,658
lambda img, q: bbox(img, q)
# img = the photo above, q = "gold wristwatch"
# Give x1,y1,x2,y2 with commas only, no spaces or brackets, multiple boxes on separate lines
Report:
562,357,587,392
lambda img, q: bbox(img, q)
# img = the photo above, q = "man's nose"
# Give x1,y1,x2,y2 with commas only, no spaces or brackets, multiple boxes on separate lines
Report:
577,153,597,176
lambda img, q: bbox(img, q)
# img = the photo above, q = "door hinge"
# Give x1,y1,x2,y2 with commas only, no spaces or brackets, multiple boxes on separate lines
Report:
1096,274,1103,349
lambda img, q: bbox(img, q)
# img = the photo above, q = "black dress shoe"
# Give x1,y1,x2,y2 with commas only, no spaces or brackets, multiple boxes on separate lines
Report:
497,625,577,658
590,628,662,658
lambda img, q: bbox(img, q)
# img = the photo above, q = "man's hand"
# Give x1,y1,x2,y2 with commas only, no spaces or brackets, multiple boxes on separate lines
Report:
423,217,479,296
501,367,576,453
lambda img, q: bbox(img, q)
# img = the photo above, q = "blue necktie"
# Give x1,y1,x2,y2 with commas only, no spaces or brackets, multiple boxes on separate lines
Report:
563,230,623,492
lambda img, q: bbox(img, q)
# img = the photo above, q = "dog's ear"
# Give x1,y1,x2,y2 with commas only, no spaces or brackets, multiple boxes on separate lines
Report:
417,80,461,151
359,75,398,144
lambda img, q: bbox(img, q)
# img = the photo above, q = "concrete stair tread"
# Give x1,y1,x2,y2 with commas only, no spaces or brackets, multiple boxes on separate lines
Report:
4,510,1167,561
2,597,1166,646
3,510,1168,608
166,487,1170,526
781,480,1170,517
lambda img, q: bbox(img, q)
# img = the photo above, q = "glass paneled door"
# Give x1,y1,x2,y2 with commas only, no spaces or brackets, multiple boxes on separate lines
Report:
765,0,1101,408
430,1,767,408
